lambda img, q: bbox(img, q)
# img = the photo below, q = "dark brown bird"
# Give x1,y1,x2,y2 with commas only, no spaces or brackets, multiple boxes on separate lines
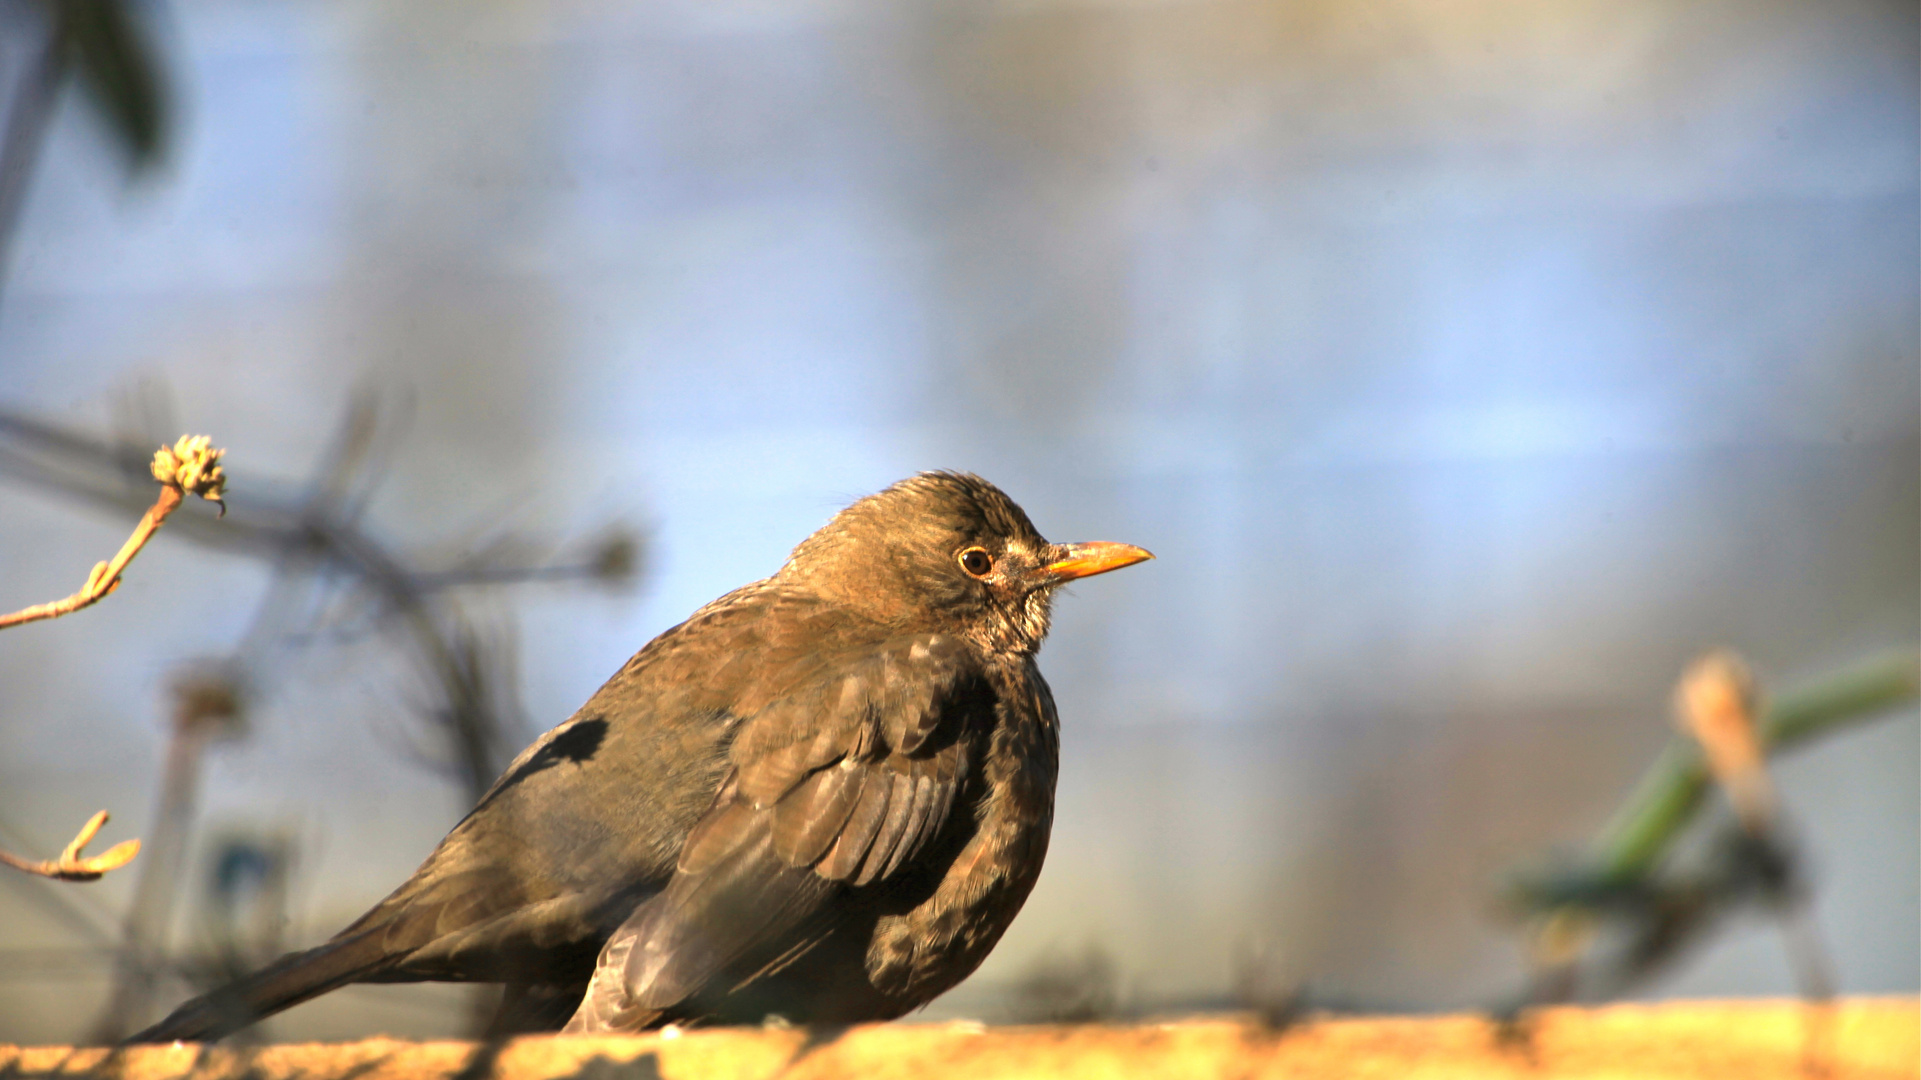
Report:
133,472,1150,1041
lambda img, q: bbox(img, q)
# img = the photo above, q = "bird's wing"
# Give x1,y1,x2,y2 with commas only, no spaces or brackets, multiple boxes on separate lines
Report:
137,586,872,1044
566,632,987,1031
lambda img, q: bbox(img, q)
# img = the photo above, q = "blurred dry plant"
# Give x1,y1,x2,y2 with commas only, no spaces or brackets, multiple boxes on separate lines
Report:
1500,648,1917,1029
1006,944,1121,1023
0,393,641,1039
1229,940,1307,1030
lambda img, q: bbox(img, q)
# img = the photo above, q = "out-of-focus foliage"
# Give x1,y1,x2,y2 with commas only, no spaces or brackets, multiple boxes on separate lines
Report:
49,0,169,168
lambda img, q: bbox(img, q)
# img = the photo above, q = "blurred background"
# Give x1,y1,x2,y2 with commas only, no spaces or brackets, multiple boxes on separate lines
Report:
0,0,1914,1044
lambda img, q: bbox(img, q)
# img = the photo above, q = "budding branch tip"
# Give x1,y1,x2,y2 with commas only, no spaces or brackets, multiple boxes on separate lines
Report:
0,810,140,882
0,434,229,629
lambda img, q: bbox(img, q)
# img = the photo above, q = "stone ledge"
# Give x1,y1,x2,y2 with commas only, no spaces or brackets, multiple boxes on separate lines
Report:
4,998,1915,1080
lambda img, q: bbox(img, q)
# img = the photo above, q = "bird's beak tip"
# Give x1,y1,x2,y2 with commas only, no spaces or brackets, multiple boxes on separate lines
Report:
1045,541,1155,582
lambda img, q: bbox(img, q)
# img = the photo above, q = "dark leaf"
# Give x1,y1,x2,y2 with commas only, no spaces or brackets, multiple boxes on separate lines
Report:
54,0,168,166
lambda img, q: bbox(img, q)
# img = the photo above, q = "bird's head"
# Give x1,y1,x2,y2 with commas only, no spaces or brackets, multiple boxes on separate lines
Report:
779,471,1153,655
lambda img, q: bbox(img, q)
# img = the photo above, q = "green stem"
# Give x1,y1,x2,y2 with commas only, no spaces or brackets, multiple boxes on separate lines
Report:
1595,649,1919,880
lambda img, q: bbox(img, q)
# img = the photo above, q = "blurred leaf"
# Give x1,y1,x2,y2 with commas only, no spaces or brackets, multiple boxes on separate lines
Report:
51,0,168,167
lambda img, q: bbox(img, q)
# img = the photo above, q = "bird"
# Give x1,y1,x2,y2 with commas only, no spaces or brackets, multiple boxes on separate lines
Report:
131,471,1151,1041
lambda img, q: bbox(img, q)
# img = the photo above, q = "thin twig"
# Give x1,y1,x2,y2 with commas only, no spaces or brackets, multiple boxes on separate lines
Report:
0,811,140,882
0,435,225,630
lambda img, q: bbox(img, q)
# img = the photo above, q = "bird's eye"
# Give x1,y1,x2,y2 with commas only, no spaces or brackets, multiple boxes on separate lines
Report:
958,547,993,578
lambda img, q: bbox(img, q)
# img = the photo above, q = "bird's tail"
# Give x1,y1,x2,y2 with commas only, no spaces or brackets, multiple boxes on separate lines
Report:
126,929,393,1044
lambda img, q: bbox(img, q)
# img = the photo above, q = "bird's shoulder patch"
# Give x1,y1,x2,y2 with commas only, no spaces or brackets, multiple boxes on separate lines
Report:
467,717,610,815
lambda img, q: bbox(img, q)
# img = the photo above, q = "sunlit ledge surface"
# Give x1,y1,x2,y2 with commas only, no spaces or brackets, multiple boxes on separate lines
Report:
2,998,1915,1080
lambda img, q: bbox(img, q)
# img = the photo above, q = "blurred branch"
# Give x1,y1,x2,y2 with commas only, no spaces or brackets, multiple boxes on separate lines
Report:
1667,651,1835,1054
0,409,631,601
1670,651,1772,833
411,531,638,589
1590,648,1919,883
1509,648,1918,914
1500,648,1912,1023
94,670,243,1042
1006,944,1120,1024
0,811,139,882
0,435,225,630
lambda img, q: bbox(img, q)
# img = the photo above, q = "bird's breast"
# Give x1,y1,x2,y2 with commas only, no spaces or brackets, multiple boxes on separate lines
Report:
862,659,1060,1005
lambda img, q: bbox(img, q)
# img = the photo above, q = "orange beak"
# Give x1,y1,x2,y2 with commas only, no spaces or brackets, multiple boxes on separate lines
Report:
1043,541,1155,582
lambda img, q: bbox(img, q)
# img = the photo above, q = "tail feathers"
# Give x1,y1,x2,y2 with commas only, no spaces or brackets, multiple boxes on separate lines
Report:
127,930,394,1044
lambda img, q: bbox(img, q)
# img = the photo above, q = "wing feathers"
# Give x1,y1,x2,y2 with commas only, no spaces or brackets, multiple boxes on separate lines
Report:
771,760,865,866
883,769,938,881
818,766,893,881
855,768,921,886
623,834,826,1010
735,724,841,807
677,793,759,876
568,632,988,1031
738,633,977,885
